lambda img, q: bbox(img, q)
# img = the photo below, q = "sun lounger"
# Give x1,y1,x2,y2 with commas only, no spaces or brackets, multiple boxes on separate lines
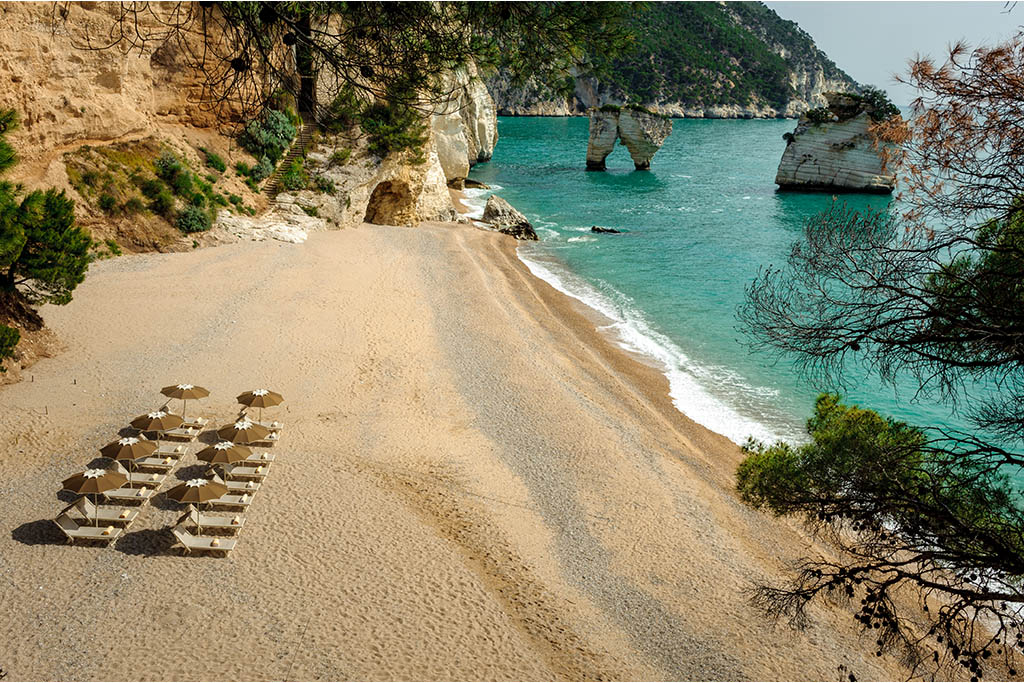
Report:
103,485,158,504
244,452,276,466
171,525,237,556
246,432,280,447
65,498,139,526
205,492,254,510
219,463,270,481
53,513,124,545
130,457,177,472
161,426,199,441
253,420,284,432
180,416,209,430
183,505,246,533
210,473,261,494
154,443,187,458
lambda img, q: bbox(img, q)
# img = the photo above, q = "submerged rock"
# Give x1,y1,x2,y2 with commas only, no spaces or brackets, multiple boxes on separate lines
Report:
775,92,899,194
590,226,622,234
482,195,538,241
464,178,490,189
586,107,672,171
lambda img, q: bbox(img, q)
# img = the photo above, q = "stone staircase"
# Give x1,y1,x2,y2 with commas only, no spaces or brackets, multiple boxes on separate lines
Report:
263,114,317,198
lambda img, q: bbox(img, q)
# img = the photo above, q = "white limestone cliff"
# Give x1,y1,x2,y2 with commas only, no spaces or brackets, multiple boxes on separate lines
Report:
430,63,498,188
586,108,672,171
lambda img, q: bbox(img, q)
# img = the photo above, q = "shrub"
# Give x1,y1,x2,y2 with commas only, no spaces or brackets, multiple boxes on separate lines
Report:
228,193,243,207
360,100,427,158
599,103,622,113
210,192,229,207
323,88,362,133
149,190,175,218
98,194,117,213
299,204,319,217
314,176,335,194
103,238,122,256
238,109,296,165
122,197,146,215
279,159,308,191
139,178,164,199
0,324,18,369
176,205,211,233
329,148,351,166
171,171,194,197
249,156,275,182
857,85,901,122
154,151,183,183
199,147,227,173
190,193,206,208
805,107,833,124
235,161,252,177
204,173,217,184
81,169,100,188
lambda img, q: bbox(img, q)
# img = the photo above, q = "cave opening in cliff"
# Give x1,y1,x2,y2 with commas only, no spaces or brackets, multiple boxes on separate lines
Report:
364,181,415,226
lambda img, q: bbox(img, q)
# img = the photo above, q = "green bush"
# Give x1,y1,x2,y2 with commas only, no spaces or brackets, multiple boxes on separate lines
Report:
81,169,100,189
323,89,363,133
199,147,227,173
171,171,194,197
805,107,832,124
329,148,351,166
238,109,296,165
228,193,243,207
279,159,308,191
249,156,275,183
0,324,18,369
176,205,211,233
190,193,206,208
210,193,229,207
104,238,122,256
98,194,117,213
360,100,427,158
139,178,164,199
149,190,175,218
314,176,335,194
235,161,252,177
299,204,319,217
154,151,183,183
857,85,901,122
122,197,146,215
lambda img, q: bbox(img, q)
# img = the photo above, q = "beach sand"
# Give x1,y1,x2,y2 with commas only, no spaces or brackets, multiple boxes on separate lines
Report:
0,221,905,680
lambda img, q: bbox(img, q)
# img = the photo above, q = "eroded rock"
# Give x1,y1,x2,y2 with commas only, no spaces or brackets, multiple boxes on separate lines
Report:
482,195,538,241
586,107,672,171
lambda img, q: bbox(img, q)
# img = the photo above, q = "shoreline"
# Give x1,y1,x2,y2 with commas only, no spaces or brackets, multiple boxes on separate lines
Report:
0,221,903,680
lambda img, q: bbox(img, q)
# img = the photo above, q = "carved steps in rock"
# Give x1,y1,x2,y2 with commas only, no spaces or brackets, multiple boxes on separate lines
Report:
263,115,318,198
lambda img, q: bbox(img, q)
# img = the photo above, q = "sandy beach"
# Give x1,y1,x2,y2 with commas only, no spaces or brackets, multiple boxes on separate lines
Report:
0,221,904,680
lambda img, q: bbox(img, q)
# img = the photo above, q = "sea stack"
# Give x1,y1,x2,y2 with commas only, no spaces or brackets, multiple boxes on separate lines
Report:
775,92,900,194
586,106,673,171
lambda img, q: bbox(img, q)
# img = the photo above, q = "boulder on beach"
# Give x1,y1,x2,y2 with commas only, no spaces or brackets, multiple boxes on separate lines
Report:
482,195,538,241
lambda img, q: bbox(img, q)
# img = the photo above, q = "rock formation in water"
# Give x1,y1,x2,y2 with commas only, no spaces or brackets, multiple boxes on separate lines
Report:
775,92,898,194
482,195,538,241
430,62,499,189
586,108,673,171
590,226,622,234
487,2,858,119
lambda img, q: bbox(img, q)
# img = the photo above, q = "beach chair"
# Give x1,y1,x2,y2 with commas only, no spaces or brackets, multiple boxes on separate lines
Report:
219,463,270,481
154,443,187,458
130,457,176,472
103,485,158,504
171,525,237,556
53,513,123,545
205,492,254,510
180,416,209,430
210,473,261,494
245,431,280,447
255,420,284,432
244,451,276,466
183,505,246,533
65,498,139,527
161,426,199,442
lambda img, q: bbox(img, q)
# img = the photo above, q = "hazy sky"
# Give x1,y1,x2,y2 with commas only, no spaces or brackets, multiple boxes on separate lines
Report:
764,1,1020,104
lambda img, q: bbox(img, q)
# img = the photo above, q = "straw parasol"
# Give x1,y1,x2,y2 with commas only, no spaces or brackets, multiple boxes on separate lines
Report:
62,468,128,526
165,478,228,535
130,410,183,449
236,389,283,423
160,384,209,420
99,436,156,486
216,419,269,444
197,441,252,467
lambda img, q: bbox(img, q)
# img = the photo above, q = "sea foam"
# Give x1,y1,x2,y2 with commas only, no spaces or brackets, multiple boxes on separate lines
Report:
517,245,802,446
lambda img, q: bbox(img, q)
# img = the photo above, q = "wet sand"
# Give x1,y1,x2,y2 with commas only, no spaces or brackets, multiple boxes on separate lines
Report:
0,221,904,680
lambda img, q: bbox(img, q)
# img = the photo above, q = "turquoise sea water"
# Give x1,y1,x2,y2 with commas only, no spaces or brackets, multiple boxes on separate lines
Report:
466,116,973,445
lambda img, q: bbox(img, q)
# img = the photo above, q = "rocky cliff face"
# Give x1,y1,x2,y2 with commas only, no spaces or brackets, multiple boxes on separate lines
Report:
430,62,498,188
775,93,898,194
586,108,672,171
488,2,858,119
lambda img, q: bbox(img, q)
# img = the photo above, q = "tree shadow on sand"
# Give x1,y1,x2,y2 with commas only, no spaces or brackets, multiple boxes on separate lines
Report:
12,518,66,546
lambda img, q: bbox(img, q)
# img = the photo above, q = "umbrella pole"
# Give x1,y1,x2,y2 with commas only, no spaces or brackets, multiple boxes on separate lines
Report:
183,398,188,420
94,493,99,527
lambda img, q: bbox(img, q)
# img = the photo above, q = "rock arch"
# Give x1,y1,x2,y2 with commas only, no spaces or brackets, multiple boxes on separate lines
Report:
363,180,416,226
585,107,673,171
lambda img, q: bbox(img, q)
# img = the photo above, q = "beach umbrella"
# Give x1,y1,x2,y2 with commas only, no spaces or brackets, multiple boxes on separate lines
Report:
99,436,157,486
236,389,283,423
61,468,128,526
130,410,183,449
165,478,229,535
216,419,269,444
196,441,252,466
160,384,209,420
